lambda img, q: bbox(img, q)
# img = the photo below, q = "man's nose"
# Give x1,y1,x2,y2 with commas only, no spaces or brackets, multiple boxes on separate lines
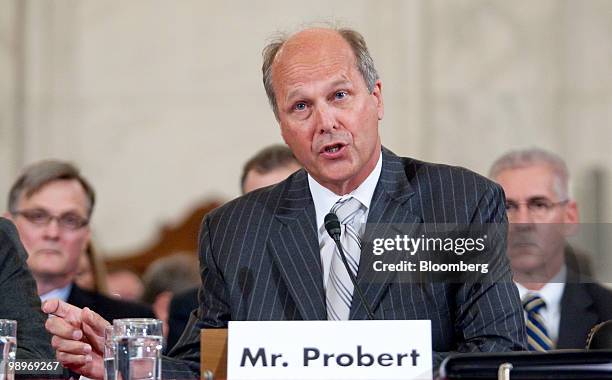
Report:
315,103,336,133
42,219,61,240
509,205,537,233
512,204,535,224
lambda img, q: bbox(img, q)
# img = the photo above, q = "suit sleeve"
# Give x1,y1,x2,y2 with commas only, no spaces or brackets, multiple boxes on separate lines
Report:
165,214,230,378
0,218,55,360
434,183,527,367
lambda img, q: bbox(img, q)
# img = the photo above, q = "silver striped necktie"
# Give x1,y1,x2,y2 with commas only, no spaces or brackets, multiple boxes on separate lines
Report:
326,197,365,320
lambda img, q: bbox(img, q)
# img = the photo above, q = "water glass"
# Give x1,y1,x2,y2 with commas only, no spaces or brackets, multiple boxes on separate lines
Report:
113,319,162,380
104,325,115,380
0,320,17,380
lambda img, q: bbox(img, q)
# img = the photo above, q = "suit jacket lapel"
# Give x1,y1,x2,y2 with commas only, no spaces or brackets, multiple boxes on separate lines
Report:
66,284,95,309
557,269,597,348
350,149,421,319
267,170,327,320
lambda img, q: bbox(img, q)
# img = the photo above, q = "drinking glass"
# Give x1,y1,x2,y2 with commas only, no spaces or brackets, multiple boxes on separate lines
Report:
0,320,17,380
104,325,115,380
113,319,162,380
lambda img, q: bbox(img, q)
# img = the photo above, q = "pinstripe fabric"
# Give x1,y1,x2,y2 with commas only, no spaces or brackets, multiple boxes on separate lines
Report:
167,148,527,375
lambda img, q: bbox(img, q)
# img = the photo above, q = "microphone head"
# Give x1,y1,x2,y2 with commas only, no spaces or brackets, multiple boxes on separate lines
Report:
324,212,341,240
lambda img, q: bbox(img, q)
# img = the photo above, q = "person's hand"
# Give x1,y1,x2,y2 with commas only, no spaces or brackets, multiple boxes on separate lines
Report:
43,299,109,379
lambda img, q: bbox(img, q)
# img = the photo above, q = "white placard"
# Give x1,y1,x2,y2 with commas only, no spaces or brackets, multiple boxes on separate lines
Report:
227,320,432,380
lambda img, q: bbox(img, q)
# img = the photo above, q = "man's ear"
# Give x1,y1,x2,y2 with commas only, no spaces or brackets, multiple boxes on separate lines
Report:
563,200,579,236
371,79,384,120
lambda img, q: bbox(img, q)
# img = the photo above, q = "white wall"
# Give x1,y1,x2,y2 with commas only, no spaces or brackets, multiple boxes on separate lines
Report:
1,1,611,274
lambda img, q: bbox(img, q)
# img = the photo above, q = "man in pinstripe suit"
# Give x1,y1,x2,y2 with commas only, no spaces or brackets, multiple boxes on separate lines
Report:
43,27,526,378
167,26,526,371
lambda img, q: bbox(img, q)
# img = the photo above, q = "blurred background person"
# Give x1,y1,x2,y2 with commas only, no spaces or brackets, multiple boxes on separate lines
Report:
490,148,612,350
106,268,145,302
241,144,302,193
5,160,154,321
141,253,200,346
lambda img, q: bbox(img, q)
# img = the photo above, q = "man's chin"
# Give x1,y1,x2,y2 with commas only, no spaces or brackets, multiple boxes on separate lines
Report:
510,256,547,273
311,166,355,185
29,257,67,275
32,270,70,283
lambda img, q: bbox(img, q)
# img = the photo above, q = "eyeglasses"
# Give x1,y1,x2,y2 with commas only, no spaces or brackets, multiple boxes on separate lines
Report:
12,208,89,231
505,198,568,220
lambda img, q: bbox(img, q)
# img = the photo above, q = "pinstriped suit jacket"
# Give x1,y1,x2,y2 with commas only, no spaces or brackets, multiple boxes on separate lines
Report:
166,148,527,375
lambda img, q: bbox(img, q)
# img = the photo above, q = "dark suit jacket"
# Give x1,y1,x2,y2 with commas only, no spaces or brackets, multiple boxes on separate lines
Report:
557,251,612,349
0,217,54,359
167,287,198,352
67,284,155,322
167,149,527,376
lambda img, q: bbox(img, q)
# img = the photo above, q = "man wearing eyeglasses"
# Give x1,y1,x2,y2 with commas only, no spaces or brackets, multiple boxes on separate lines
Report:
490,148,612,350
4,160,154,322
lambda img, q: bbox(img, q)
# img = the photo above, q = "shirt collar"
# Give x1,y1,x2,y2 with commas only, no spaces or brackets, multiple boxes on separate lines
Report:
40,283,73,303
515,265,567,310
308,151,382,231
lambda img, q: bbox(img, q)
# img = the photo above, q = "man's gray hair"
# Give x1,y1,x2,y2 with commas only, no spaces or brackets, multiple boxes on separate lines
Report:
8,160,96,216
489,148,570,200
262,27,379,120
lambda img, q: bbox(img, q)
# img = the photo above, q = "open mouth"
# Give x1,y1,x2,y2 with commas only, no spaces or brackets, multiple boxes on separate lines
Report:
326,144,342,153
321,143,346,154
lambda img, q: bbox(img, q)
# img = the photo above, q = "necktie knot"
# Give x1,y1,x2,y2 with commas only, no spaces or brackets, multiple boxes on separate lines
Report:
523,293,546,314
331,197,364,226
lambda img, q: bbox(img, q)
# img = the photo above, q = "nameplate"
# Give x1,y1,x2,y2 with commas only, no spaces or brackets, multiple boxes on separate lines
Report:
227,320,432,380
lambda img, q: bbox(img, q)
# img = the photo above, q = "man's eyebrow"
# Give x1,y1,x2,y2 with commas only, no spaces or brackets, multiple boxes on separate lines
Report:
506,196,552,204
284,79,354,103
27,205,86,216
285,87,306,103
328,79,352,89
527,196,552,202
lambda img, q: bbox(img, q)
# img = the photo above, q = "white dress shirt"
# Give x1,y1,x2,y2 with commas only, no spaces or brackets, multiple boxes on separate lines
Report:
308,152,382,289
515,266,567,344
40,283,72,303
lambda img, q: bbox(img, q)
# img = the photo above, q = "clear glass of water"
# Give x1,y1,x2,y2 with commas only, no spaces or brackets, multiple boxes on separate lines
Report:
104,325,115,380
0,319,17,380
113,319,162,380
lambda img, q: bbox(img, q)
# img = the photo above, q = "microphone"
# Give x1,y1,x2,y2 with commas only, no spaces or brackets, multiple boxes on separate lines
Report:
324,212,375,320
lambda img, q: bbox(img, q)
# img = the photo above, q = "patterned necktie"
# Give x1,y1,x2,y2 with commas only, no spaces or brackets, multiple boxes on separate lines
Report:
326,197,365,320
523,293,554,351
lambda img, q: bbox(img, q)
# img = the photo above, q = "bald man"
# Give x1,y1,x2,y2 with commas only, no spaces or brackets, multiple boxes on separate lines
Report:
44,27,525,378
